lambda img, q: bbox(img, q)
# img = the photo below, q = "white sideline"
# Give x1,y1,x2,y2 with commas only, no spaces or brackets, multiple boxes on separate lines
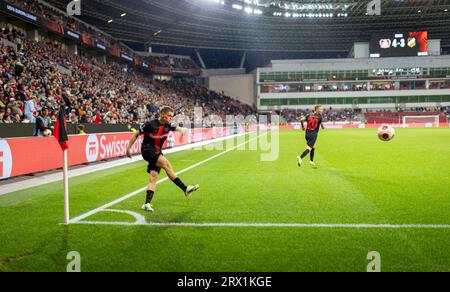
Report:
71,221,450,229
0,132,251,196
69,133,263,224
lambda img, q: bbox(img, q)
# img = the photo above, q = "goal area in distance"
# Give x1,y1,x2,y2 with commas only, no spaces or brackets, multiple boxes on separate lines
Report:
402,115,440,128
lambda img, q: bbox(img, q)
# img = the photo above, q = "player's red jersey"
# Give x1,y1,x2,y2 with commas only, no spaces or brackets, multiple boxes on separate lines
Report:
305,114,323,134
139,120,177,154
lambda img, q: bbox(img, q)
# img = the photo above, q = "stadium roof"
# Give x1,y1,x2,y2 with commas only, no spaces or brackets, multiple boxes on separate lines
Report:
47,0,450,53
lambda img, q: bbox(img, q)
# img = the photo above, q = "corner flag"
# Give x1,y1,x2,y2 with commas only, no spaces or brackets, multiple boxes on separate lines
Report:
54,107,69,151
55,106,70,224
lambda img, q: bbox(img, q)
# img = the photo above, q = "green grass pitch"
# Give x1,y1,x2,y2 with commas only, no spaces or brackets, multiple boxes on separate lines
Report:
0,128,449,272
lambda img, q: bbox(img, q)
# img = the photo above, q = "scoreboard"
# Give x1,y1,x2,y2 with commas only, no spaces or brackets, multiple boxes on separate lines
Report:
370,32,428,58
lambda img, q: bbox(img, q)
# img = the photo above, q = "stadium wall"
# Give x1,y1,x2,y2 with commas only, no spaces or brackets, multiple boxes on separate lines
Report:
208,74,256,106
428,39,442,56
201,68,246,77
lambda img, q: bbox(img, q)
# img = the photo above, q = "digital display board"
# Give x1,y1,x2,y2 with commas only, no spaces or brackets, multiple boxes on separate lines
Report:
121,54,134,62
6,4,38,22
65,29,80,40
370,32,428,58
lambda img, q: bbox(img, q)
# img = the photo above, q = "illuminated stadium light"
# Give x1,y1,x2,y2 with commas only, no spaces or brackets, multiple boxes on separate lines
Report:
232,4,243,10
244,6,253,14
277,11,339,19
234,0,355,11
209,1,351,18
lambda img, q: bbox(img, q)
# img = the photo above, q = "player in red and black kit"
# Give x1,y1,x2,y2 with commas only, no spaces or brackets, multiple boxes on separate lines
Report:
297,105,325,167
126,106,199,212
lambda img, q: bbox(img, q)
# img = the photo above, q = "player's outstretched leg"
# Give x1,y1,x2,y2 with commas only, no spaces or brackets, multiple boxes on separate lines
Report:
142,170,158,212
157,155,200,197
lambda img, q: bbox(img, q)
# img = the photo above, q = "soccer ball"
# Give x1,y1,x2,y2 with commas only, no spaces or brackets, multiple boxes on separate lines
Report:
43,129,52,137
378,124,395,142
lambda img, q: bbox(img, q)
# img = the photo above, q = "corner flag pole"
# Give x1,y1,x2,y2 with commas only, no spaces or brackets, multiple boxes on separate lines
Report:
63,149,70,224
55,105,70,224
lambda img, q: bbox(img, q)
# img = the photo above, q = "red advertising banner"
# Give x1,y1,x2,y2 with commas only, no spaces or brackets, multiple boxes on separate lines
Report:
134,57,142,66
0,133,142,179
0,127,250,180
108,47,121,58
42,19,64,35
82,34,95,47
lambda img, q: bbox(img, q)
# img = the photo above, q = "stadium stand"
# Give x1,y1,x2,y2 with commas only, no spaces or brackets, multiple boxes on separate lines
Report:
4,0,201,70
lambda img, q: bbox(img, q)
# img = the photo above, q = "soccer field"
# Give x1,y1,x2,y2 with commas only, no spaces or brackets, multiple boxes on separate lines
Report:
1,128,449,272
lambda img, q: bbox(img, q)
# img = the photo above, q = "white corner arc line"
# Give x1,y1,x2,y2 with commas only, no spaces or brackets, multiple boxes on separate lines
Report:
69,133,264,224
101,209,147,225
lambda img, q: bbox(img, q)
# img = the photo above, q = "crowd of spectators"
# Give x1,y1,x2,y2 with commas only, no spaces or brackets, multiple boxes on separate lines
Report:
0,26,254,127
5,0,199,70
280,108,359,123
365,106,449,114
6,0,119,48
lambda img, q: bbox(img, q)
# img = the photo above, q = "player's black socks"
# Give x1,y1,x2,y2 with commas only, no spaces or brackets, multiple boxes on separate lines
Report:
173,177,188,192
310,149,315,162
146,190,154,204
300,149,310,159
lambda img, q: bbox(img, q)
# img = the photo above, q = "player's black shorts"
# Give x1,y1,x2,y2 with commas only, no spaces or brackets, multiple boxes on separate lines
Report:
141,148,162,174
305,132,318,148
